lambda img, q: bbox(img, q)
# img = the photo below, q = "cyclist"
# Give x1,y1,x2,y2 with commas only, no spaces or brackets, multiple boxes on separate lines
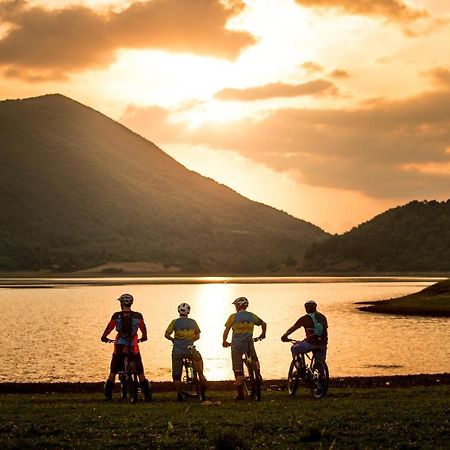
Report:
100,293,152,401
281,300,328,364
164,303,207,402
222,296,266,400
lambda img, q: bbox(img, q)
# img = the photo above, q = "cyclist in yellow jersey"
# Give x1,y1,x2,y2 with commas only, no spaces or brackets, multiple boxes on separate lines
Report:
165,303,207,401
222,296,266,400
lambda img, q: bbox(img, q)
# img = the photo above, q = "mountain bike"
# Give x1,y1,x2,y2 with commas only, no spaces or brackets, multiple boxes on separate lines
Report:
107,339,143,403
180,345,202,400
242,337,262,401
285,339,329,399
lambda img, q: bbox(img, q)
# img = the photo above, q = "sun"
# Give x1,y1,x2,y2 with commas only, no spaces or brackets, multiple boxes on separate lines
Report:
184,100,244,129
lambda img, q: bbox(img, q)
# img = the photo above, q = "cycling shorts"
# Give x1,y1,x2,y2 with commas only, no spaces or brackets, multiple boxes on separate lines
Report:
172,346,203,381
231,340,258,373
110,349,144,375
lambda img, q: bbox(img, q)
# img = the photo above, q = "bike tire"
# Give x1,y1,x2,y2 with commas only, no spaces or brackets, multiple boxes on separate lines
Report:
310,360,329,399
254,370,262,402
180,360,201,399
128,361,139,404
287,360,299,396
243,357,257,400
119,373,127,399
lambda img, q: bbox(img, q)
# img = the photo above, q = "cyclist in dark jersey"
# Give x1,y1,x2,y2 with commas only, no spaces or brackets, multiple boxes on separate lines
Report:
101,293,152,401
165,303,207,401
222,296,266,400
281,300,328,363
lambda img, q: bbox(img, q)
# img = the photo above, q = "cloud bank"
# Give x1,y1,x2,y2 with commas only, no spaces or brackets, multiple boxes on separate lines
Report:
0,0,255,80
214,79,339,101
122,76,450,200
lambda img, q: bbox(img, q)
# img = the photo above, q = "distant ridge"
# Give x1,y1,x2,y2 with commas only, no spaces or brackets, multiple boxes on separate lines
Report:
302,200,450,272
0,94,328,273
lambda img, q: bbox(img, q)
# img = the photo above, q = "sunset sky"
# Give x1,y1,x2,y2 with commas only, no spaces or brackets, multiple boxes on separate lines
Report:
1,0,449,233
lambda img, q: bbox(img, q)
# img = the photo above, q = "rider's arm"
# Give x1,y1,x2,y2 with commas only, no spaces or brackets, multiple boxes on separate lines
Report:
164,320,175,342
222,314,235,347
281,318,303,341
258,320,267,340
164,331,174,342
139,315,148,342
222,324,232,347
100,316,115,342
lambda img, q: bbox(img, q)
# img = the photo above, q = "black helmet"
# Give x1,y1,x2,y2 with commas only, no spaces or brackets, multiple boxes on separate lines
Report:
304,299,317,312
232,297,249,308
118,293,134,306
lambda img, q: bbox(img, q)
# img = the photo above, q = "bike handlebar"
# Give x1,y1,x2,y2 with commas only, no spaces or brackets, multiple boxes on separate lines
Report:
104,338,145,343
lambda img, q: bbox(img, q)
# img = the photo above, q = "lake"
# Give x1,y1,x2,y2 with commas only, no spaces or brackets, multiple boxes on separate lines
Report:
0,277,448,383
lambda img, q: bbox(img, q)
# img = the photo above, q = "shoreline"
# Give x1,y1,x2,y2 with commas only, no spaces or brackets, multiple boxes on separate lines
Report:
1,373,448,394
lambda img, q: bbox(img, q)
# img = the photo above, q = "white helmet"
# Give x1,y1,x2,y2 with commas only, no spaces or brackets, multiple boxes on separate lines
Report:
178,302,191,315
232,296,249,308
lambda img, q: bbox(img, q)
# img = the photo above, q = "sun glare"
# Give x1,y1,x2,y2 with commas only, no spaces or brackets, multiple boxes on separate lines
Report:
184,101,244,129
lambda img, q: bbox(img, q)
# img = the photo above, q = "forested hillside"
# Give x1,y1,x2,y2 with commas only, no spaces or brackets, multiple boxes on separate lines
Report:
0,94,328,273
302,200,450,272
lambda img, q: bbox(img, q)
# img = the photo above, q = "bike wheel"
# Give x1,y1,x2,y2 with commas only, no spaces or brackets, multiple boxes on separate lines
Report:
242,358,256,400
310,360,329,399
254,370,262,402
127,361,139,404
119,373,127,399
180,361,200,399
287,360,299,396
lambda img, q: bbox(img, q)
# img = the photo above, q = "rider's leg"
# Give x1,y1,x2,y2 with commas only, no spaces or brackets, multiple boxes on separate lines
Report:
192,358,207,401
105,352,122,400
104,373,115,400
231,349,245,399
134,354,152,400
172,351,184,400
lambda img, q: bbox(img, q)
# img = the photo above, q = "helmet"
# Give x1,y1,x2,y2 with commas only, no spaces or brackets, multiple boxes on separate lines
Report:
304,300,317,312
178,302,191,315
118,293,134,306
232,296,249,308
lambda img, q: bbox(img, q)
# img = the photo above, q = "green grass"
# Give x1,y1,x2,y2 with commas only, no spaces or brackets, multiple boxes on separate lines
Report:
1,386,449,449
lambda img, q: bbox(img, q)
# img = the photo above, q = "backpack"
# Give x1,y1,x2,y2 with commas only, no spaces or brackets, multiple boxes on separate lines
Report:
119,311,133,339
308,312,324,336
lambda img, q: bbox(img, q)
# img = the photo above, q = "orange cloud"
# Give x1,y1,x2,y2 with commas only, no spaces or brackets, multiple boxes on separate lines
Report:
214,79,339,101
293,0,428,22
121,89,450,199
0,0,255,80
426,67,450,88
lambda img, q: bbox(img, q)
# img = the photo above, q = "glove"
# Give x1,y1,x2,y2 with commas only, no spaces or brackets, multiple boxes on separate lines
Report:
281,335,289,342
101,336,109,343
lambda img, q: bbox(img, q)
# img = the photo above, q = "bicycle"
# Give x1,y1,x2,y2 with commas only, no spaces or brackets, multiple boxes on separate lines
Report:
242,337,262,401
285,339,329,399
107,339,145,403
180,345,205,400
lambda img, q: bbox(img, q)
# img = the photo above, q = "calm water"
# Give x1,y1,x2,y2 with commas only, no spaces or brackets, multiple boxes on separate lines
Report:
0,277,448,383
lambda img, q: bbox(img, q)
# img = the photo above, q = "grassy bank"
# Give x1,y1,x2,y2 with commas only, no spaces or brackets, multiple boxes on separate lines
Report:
1,385,449,449
357,279,450,316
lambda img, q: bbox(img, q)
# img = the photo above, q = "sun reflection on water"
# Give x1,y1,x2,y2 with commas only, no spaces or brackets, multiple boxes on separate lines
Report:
194,283,235,381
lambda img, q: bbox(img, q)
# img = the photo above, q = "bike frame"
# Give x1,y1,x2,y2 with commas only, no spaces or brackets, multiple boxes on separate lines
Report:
286,339,329,399
107,339,140,403
242,338,262,401
180,345,201,400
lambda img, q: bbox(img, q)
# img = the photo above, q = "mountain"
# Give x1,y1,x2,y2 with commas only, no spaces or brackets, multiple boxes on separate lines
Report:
0,94,328,273
302,200,450,273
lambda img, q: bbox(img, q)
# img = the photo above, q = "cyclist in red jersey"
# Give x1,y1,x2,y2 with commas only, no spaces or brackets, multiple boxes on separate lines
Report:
101,293,152,401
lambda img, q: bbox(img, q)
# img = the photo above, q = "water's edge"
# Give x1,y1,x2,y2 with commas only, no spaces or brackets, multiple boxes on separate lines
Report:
1,373,448,394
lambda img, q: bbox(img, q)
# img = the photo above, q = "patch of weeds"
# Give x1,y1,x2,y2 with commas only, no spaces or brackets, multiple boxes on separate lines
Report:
213,430,249,450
